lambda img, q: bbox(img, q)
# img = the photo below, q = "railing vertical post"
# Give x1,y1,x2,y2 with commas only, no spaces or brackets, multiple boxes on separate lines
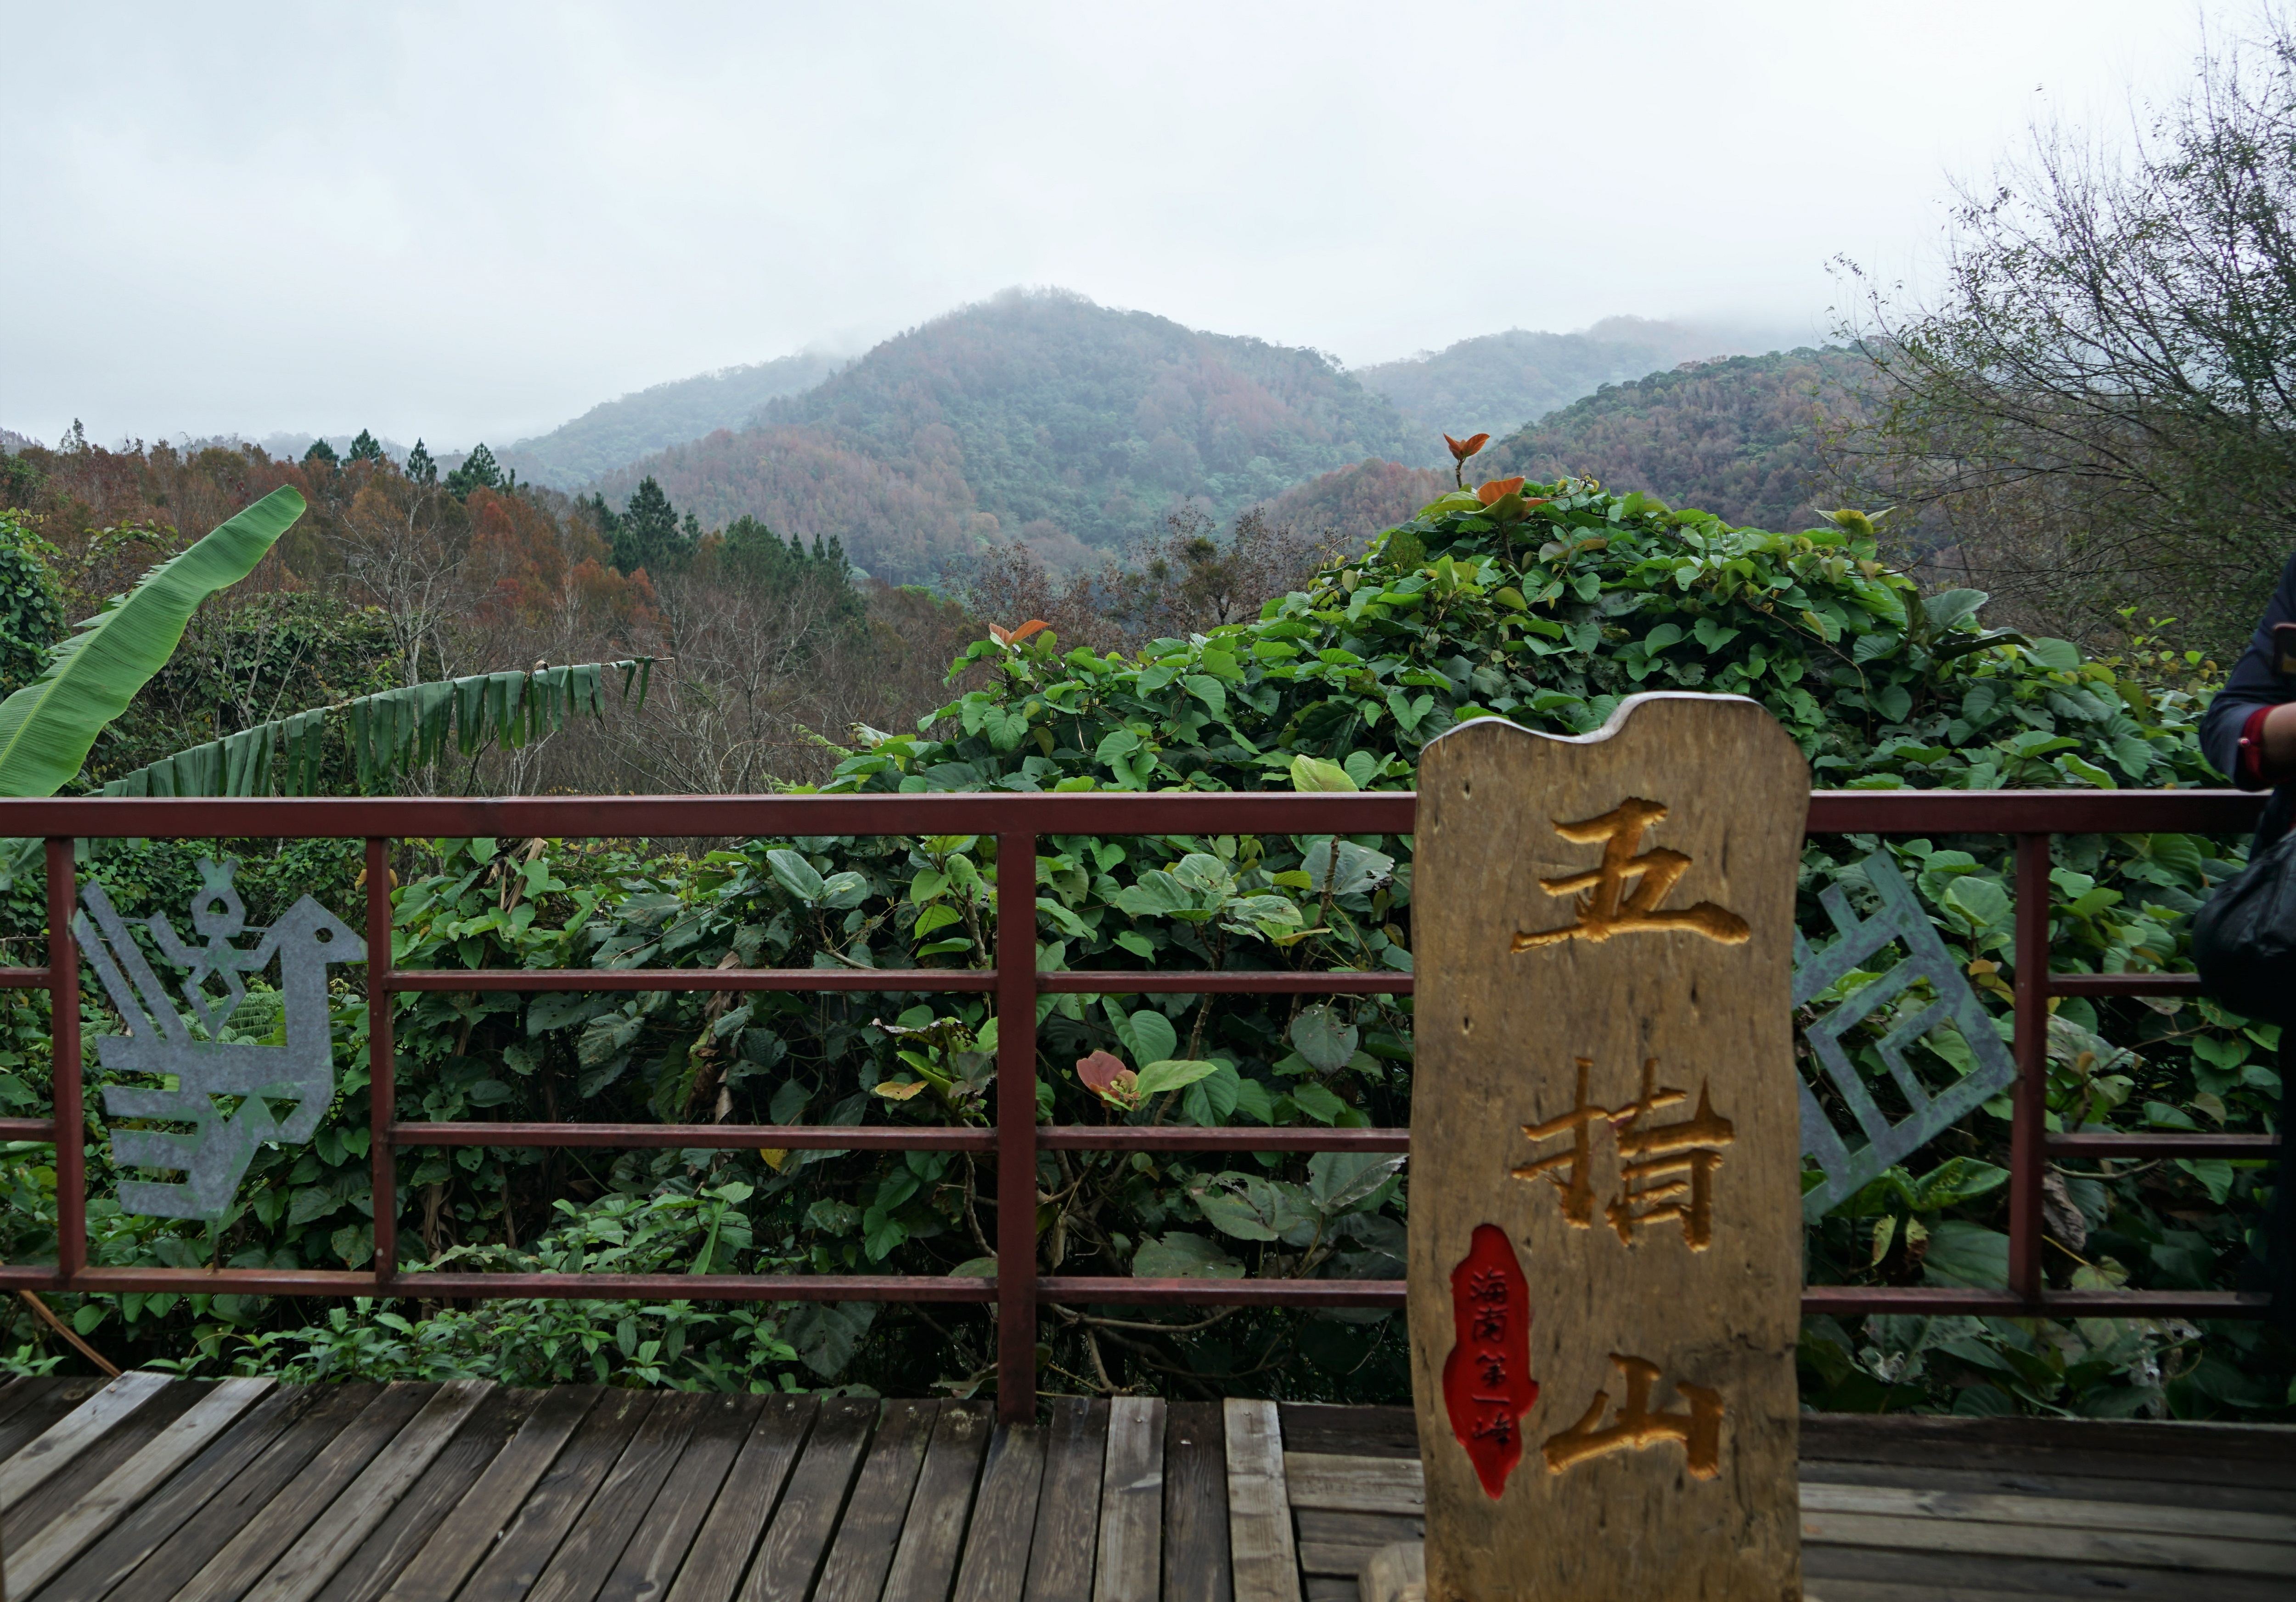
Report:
45,839,83,1284
2009,832,2052,1303
366,838,397,1289
995,829,1039,1424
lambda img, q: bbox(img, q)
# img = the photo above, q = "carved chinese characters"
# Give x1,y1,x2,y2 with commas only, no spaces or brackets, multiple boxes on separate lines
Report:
1441,1224,1539,1497
1411,694,1807,1602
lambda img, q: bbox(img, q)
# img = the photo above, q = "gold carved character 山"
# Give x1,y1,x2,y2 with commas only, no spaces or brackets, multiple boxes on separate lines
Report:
1542,1353,1724,1480
1512,1057,1736,1250
1512,797,1750,950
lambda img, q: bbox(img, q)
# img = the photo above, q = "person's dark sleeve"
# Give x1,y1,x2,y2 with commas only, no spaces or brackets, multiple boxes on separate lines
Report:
2200,551,2296,782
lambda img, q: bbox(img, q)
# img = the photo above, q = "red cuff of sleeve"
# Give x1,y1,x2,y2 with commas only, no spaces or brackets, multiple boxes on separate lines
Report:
2237,704,2274,789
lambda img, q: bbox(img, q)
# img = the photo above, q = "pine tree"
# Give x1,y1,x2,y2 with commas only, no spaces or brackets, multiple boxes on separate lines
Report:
347,429,385,464
303,438,340,467
611,476,687,574
444,442,504,501
580,492,620,535
406,439,438,485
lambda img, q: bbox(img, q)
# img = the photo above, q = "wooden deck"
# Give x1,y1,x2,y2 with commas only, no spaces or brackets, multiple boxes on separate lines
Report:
1,1373,2290,1601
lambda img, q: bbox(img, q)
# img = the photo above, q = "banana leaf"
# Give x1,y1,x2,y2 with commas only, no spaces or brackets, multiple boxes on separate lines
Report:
0,486,307,797
100,658,655,798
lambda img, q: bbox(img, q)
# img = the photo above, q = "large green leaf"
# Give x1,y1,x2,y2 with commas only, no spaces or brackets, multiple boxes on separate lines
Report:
0,486,306,796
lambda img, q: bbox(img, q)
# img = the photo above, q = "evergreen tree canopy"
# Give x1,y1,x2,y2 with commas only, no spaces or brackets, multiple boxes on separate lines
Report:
346,429,386,465
611,475,689,575
445,442,506,501
303,438,339,467
405,439,439,485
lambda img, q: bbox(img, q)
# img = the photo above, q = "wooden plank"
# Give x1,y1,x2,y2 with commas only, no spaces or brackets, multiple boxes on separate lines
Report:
1801,1542,2296,1602
1024,1398,1107,1602
663,1396,816,1602
1273,1408,1416,1463
376,1385,598,1602
0,1376,106,1464
1302,1580,1360,1602
528,1390,713,1602
1162,1401,1231,1602
592,1391,763,1602
733,1395,878,1602
0,1370,171,1512
1800,1412,2296,1492
310,1387,540,1602
451,1388,656,1602
240,1379,491,1602
1798,1457,2296,1517
1280,1455,1424,1517
1802,1506,2296,1578
1413,701,1807,1602
1092,1397,1163,1602
951,1421,1046,1602
73,1383,382,1602
879,1402,992,1602
6,1375,273,1600
4,1376,203,1546
813,1399,939,1602
1223,1400,1300,1602
1293,1511,1423,1579
1798,1480,2296,1546
174,1382,439,1602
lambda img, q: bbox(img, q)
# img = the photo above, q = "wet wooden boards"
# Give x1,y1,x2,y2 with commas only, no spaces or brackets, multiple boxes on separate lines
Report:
1410,694,1808,1601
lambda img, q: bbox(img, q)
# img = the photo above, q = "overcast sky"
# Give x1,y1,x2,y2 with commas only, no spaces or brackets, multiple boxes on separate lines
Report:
0,0,2249,451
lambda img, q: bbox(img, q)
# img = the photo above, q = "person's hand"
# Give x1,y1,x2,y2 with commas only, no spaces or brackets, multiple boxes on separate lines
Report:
2261,702,2296,782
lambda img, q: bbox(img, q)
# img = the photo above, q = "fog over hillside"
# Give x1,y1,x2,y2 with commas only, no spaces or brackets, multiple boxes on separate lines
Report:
499,351,846,490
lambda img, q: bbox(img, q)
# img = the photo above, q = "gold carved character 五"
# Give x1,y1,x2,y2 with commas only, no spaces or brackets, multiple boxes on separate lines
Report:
1512,797,1750,950
1512,1056,1736,1249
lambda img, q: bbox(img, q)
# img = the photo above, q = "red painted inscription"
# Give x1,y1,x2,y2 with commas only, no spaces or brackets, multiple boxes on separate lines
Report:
1442,1223,1539,1498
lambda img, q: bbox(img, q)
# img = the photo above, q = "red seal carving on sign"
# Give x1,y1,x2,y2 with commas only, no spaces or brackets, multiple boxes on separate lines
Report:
1442,1223,1538,1498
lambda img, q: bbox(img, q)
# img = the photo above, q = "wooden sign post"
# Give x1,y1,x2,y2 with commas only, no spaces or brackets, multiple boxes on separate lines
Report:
1407,693,1807,1602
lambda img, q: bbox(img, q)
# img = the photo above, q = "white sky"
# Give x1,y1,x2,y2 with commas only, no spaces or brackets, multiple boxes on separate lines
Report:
0,0,2250,451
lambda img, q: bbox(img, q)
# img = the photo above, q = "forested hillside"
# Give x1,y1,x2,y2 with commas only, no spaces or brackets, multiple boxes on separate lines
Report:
591,290,1420,581
1251,457,1453,549
1481,347,1869,529
1356,317,1795,461
500,352,841,489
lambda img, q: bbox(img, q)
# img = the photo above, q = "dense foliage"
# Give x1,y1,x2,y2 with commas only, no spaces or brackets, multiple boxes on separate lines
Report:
2,472,2283,1418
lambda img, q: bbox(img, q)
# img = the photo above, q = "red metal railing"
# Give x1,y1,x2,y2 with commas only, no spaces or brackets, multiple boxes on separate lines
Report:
0,790,2280,1423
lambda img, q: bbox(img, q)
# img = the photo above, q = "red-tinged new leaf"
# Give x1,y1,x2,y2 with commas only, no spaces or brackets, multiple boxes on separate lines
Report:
1444,432,1491,462
1077,1050,1138,1107
1008,620,1052,643
1477,476,1528,505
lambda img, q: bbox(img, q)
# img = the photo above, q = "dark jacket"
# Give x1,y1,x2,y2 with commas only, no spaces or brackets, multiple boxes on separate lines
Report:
2200,552,2296,850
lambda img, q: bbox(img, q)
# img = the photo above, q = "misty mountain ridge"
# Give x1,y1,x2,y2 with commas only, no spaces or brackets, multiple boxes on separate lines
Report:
499,350,846,489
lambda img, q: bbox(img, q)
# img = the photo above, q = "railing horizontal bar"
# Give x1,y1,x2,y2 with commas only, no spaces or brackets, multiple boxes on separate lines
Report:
2046,973,2203,995
408,1273,997,1303
1038,970,1413,995
1799,1285,2272,1317
385,968,998,993
2045,1132,2280,1157
0,968,49,988
0,1118,56,1141
0,791,1421,837
1038,1126,1410,1152
392,1122,997,1151
0,787,2259,840
1039,1276,1407,1307
1800,790,2264,834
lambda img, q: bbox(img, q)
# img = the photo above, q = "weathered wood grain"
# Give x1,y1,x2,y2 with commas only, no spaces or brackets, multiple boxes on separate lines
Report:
1281,1455,1424,1517
1798,1480,2296,1544
733,1395,877,1602
0,1370,170,1512
594,1390,763,1602
662,1395,816,1602
812,1399,937,1602
879,1402,991,1602
1294,1510,1424,1579
0,1376,107,1465
1800,1411,2296,1491
1276,1408,1416,1463
1412,697,1807,1602
1799,1456,2296,1516
1162,1402,1232,1602
3,1376,201,1548
174,1382,439,1602
1804,1506,2295,1577
243,1379,490,1602
1022,1397,1106,1601
6,1376,273,1600
1092,1396,1163,1602
310,1386,540,1602
951,1421,1046,1602
527,1390,713,1602
377,1385,597,1602
1223,1400,1300,1602
80,1384,380,1602
453,1388,655,1602
1801,1542,2296,1602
